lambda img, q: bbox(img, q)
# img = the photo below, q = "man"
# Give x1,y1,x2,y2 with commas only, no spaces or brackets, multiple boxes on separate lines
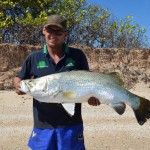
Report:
14,14,100,150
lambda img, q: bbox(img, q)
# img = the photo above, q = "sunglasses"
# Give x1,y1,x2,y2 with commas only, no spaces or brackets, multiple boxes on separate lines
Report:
45,27,66,36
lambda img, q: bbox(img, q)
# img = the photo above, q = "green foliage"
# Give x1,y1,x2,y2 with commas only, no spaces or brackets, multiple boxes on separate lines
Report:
115,16,147,48
0,0,148,48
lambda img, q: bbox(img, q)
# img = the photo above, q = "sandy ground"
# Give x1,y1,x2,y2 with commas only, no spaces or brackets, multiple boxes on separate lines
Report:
0,83,150,150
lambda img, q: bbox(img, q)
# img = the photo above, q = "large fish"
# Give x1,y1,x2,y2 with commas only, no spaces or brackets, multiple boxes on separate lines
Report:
19,71,150,125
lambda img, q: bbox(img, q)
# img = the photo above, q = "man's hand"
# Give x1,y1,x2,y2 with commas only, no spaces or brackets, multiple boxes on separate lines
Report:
88,97,101,106
15,88,26,95
14,77,26,95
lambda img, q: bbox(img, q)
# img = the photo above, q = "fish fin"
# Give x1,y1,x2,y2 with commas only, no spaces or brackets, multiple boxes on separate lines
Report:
132,97,150,125
62,103,75,116
110,102,126,115
107,72,124,86
63,92,76,99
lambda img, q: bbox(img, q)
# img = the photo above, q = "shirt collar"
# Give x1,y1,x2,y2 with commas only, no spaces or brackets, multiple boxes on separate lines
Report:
43,43,69,55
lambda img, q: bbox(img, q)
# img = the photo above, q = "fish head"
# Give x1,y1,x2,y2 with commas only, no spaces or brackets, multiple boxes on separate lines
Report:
19,75,60,97
19,78,48,93
19,79,36,93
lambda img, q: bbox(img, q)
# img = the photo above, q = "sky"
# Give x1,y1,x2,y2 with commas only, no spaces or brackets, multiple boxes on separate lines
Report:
86,0,150,46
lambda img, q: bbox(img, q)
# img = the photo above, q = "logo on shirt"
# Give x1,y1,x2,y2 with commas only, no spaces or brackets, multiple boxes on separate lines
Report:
37,61,48,68
66,58,75,67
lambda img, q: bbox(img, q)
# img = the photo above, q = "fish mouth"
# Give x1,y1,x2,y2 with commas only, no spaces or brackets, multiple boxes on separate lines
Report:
19,81,30,93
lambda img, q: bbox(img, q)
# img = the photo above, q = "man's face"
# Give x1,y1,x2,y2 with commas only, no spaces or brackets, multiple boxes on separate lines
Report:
43,25,67,47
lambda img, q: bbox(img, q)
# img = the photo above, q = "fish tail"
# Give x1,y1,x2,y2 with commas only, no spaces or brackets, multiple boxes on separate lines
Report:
133,97,150,125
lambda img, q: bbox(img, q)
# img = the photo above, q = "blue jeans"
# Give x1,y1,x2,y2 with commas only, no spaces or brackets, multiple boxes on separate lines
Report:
28,124,85,150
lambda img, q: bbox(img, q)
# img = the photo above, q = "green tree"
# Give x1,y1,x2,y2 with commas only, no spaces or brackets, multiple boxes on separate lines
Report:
0,0,86,44
116,16,147,48
0,0,148,48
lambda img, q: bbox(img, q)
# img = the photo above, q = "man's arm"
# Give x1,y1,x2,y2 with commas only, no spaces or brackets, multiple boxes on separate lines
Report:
14,77,26,95
14,53,33,95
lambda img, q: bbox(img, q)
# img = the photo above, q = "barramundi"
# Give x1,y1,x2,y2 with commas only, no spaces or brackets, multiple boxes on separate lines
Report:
19,71,150,125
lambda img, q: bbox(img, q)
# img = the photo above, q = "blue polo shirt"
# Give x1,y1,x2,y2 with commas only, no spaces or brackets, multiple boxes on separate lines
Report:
17,43,89,128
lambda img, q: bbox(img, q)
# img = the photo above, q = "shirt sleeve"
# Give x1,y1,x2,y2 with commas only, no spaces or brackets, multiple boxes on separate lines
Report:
17,54,32,79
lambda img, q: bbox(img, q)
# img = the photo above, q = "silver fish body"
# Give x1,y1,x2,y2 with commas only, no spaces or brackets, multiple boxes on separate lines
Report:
19,71,150,125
